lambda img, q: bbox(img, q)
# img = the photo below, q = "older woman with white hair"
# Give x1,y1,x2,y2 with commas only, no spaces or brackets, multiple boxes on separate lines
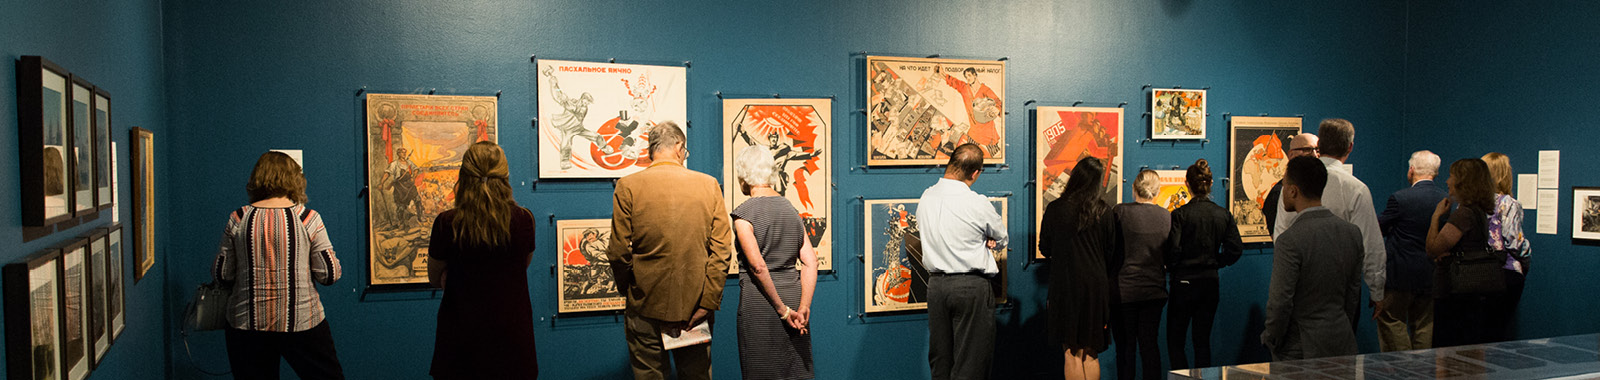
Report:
731,145,818,380
1108,169,1172,380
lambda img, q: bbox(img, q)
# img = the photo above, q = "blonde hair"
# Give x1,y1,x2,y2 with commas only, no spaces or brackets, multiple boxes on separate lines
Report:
247,151,307,204
1133,169,1160,200
735,145,775,187
1481,152,1513,195
452,141,518,247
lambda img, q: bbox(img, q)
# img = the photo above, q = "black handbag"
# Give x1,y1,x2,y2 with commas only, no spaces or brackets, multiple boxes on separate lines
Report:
187,281,232,331
1443,249,1507,295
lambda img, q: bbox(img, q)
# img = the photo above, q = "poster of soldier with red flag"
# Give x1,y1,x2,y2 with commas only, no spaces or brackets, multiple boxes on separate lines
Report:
722,98,832,271
365,93,497,287
1034,106,1122,258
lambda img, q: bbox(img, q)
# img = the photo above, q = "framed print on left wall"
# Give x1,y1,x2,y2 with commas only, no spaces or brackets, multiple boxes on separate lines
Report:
3,247,64,380
130,127,155,282
16,56,74,226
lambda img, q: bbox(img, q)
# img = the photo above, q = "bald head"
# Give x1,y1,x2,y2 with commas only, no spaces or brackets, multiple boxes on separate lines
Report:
1288,133,1319,159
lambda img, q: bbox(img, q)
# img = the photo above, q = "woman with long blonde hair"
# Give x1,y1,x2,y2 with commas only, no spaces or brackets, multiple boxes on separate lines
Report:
427,141,539,379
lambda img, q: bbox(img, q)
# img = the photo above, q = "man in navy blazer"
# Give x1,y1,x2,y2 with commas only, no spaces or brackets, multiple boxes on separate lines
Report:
1375,150,1446,351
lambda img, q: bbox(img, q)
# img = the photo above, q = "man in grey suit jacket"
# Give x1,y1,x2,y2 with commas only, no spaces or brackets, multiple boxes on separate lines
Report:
1262,156,1364,360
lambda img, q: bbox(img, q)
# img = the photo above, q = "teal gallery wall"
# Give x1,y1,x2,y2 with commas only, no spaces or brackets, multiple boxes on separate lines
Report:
0,0,172,378
0,0,1595,379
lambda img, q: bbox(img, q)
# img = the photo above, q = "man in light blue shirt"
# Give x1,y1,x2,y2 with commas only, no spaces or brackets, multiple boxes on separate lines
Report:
918,143,1008,380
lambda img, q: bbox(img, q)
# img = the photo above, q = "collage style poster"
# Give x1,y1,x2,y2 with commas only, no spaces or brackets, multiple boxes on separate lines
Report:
866,56,1005,166
1229,116,1301,243
537,59,687,178
1151,88,1206,139
863,198,1007,313
721,98,833,272
1154,169,1192,211
556,219,624,313
1034,106,1122,258
364,94,498,287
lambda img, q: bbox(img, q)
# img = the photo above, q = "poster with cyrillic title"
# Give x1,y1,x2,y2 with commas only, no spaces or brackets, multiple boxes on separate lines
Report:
537,59,687,178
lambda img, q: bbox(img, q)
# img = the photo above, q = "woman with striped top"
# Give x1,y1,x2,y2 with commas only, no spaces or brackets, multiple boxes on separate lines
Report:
213,151,345,379
732,145,818,380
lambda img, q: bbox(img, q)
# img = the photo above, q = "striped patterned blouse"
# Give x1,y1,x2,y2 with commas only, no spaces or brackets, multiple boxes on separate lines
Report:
213,204,342,332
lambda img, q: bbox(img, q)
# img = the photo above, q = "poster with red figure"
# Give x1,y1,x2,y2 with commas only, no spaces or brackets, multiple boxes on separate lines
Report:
866,56,1005,166
1229,116,1301,243
1034,106,1122,258
722,98,833,272
863,198,1007,313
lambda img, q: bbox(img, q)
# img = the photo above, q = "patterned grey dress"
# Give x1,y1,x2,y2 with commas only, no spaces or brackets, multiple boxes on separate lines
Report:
732,196,814,380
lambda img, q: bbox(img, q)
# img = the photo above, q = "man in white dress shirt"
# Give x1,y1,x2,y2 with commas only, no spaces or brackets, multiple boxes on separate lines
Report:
1272,119,1388,329
918,143,1009,380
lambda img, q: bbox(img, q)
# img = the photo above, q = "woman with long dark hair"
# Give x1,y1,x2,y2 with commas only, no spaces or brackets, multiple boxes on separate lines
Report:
1164,159,1243,370
1039,157,1114,380
1427,158,1497,347
428,141,539,379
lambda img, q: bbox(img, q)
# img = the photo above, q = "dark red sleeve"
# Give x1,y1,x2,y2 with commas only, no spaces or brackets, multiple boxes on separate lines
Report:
428,211,456,261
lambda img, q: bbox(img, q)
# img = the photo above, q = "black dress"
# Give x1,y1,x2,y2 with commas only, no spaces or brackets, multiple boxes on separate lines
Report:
1040,196,1115,353
429,208,539,379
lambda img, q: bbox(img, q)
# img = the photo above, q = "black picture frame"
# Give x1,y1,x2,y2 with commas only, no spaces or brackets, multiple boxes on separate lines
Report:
98,225,126,341
68,75,97,219
17,56,74,226
85,230,110,365
57,239,91,380
4,247,64,380
93,88,113,210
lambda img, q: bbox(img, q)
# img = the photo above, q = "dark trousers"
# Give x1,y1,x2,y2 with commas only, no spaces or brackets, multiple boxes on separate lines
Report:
1112,299,1166,380
224,321,345,380
928,274,995,380
1167,278,1218,370
1434,293,1492,347
1486,269,1526,342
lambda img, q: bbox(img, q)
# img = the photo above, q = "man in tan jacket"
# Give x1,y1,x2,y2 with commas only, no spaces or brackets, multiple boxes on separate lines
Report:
608,121,733,380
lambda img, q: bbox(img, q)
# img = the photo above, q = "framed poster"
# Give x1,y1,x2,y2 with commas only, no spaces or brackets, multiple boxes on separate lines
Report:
86,231,109,364
1151,89,1206,140
722,98,833,272
60,239,90,380
364,94,498,287
1229,116,1301,243
3,248,63,380
1035,106,1122,258
863,198,1007,313
99,226,125,340
17,56,74,226
536,59,687,178
129,127,155,282
93,89,113,210
866,56,1006,166
1154,169,1192,212
556,219,624,313
69,76,96,217
1573,187,1600,242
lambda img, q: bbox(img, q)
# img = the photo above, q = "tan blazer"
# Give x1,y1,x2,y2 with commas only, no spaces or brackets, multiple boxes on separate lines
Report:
607,161,733,322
